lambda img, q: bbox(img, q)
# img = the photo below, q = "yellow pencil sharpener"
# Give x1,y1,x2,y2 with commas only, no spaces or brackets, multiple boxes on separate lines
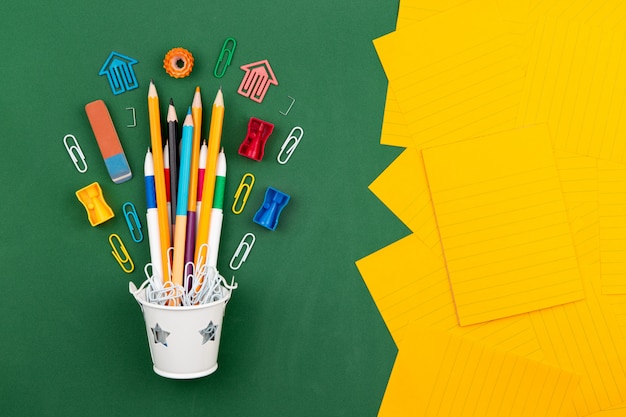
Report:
76,182,115,226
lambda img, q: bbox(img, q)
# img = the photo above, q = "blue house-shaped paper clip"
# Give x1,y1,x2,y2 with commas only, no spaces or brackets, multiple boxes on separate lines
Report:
99,52,139,95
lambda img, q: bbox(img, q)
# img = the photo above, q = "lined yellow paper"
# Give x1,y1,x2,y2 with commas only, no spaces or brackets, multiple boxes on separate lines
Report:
598,159,626,294
374,0,527,150
517,16,626,163
421,124,583,325
368,148,442,256
356,234,543,360
379,89,413,148
377,323,579,417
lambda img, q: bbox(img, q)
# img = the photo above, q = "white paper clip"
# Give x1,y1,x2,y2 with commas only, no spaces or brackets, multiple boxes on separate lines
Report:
229,232,256,270
279,95,295,116
126,107,136,127
63,134,88,173
277,126,304,165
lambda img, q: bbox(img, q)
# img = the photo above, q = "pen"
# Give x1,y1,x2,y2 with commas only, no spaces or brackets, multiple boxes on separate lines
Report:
207,148,226,268
144,148,163,288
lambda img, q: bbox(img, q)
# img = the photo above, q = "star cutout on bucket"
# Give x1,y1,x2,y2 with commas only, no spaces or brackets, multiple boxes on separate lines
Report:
199,321,218,344
151,323,170,346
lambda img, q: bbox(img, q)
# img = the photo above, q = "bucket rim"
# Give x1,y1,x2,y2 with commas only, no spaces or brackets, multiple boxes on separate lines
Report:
129,281,232,311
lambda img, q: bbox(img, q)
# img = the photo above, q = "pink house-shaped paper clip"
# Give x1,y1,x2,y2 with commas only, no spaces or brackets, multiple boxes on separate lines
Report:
238,59,278,103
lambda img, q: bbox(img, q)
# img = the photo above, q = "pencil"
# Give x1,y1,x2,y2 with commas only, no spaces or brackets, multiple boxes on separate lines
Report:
167,99,178,236
196,139,208,227
195,88,224,261
148,80,171,281
171,108,194,287
183,87,203,273
163,142,171,233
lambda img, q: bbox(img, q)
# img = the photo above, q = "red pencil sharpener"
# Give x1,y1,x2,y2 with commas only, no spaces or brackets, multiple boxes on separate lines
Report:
238,117,274,161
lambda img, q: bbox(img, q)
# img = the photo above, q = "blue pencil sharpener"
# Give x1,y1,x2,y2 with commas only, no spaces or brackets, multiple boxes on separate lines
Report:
253,187,290,231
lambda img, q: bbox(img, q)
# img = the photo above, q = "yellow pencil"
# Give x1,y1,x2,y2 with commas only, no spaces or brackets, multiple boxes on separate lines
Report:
188,86,203,213
148,80,171,281
195,88,224,261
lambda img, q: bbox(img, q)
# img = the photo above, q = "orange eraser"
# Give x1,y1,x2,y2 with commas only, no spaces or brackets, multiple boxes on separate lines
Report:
85,100,132,184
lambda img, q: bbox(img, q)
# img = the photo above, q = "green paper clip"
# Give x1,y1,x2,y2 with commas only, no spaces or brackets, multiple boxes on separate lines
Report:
123,202,143,243
214,37,237,78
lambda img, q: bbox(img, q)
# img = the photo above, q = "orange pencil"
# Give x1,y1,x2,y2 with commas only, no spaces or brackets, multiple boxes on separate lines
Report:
148,80,171,281
195,88,224,261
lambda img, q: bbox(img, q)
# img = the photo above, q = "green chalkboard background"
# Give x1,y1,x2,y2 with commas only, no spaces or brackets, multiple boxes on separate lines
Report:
0,1,408,415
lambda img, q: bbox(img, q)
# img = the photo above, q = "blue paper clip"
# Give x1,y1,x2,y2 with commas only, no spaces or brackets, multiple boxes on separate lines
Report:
214,37,237,78
277,126,304,165
109,233,134,273
122,202,143,243
63,134,88,173
229,233,255,270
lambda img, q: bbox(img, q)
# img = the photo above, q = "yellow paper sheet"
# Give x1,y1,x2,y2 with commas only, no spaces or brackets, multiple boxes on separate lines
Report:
527,153,626,415
373,0,527,150
598,159,626,294
517,15,626,163
421,124,583,325
356,234,543,360
368,148,442,256
377,323,579,417
379,88,414,148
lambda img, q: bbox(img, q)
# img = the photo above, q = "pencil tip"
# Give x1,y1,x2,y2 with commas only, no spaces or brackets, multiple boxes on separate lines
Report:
169,98,174,105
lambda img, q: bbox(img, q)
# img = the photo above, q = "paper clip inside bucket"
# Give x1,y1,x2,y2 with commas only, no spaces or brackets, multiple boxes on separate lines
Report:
63,134,88,173
109,233,135,273
277,126,304,165
232,173,255,215
229,233,256,270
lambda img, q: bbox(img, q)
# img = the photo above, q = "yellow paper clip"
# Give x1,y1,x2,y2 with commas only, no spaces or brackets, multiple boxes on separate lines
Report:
214,37,237,78
277,126,304,165
63,134,88,173
232,173,255,214
109,233,134,273
122,202,143,243
229,233,256,271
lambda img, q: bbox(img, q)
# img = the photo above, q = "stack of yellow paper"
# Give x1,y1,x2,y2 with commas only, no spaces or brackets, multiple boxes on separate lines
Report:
357,0,626,415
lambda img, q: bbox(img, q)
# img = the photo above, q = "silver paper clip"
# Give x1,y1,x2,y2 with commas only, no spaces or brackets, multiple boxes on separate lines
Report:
63,134,88,173
232,173,255,215
125,107,136,128
123,202,143,243
229,233,256,270
214,37,237,78
109,233,135,273
279,95,295,116
277,126,304,165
